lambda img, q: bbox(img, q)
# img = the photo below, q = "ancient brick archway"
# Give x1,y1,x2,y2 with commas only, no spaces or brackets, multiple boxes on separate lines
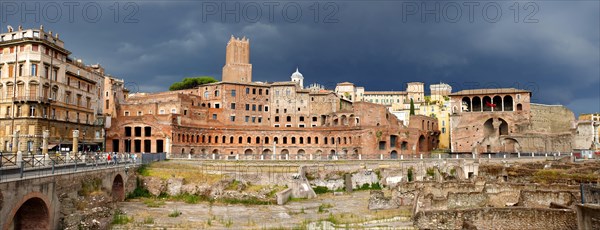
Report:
7,195,50,230
418,135,427,152
112,174,125,202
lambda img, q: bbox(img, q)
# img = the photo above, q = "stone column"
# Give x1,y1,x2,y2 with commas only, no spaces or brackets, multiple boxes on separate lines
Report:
72,130,79,155
12,130,20,154
42,130,49,155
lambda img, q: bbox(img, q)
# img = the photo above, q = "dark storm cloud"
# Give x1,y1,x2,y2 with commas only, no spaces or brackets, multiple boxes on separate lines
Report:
2,1,598,115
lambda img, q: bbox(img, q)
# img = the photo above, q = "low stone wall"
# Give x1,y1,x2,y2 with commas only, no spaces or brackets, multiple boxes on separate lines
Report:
414,207,577,230
276,188,293,205
519,190,576,208
576,204,600,230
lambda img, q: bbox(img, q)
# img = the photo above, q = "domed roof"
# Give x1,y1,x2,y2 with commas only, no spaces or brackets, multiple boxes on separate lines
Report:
291,67,303,79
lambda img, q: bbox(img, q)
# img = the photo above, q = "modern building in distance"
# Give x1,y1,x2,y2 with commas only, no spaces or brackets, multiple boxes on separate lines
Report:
335,81,425,126
106,36,440,158
0,25,116,153
449,88,577,153
419,83,452,150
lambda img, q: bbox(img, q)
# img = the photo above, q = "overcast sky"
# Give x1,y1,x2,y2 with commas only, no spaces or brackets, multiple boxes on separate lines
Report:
2,1,598,115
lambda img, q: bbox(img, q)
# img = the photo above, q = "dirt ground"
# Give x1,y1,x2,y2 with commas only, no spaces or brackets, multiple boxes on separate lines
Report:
113,190,414,229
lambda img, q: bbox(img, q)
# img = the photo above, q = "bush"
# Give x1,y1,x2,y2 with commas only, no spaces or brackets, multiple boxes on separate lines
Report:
168,209,182,217
407,167,414,182
314,186,329,194
126,178,151,199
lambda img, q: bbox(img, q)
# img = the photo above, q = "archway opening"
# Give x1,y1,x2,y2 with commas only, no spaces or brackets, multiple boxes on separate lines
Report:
418,135,427,152
390,150,398,159
11,197,49,230
112,174,125,202
484,118,495,136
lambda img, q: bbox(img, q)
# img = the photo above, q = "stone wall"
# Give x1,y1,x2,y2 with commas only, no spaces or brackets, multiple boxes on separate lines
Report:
414,207,577,230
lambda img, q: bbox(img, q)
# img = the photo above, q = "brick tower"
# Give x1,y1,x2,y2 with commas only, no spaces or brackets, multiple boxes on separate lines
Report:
222,35,252,83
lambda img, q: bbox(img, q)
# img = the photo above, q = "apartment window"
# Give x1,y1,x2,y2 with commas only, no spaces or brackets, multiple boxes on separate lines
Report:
214,104,220,109
265,89,269,95
183,110,187,115
159,109,165,114
252,88,256,94
286,116,291,122
258,105,263,111
246,88,250,94
214,90,219,97
124,111,130,116
31,64,37,76
312,117,317,122
275,116,280,122
258,117,262,123
245,104,250,111
264,106,269,112
286,89,290,96
212,114,217,120
442,128,446,134
299,116,304,122
32,44,39,51
276,109,279,113
245,116,249,122
29,106,35,117
230,103,236,109
276,90,279,96
145,127,152,136
18,64,23,76
204,91,209,99
231,90,236,96
230,116,235,122
252,104,256,111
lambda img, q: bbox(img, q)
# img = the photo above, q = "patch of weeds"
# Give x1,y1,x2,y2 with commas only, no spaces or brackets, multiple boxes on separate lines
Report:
78,178,103,196
137,164,150,176
326,213,339,225
313,186,329,194
426,167,435,177
225,180,240,190
173,193,202,204
142,217,154,224
207,218,212,226
111,211,133,225
168,209,182,217
126,177,152,200
224,218,233,228
142,199,165,208
318,203,333,213
221,197,272,205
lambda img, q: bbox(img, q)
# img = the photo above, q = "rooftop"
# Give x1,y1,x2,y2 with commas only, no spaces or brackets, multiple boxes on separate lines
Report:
450,88,531,96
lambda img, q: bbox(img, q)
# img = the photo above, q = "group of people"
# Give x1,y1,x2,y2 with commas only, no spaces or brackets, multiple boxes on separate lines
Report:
92,152,137,165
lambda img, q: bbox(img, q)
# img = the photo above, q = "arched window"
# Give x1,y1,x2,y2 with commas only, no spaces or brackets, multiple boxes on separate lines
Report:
265,137,269,144
256,137,260,144
230,136,234,143
283,137,288,144
291,137,296,144
315,137,319,144
238,136,243,143
247,137,251,144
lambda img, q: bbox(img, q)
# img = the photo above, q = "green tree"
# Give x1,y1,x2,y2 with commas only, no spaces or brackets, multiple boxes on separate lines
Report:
169,76,218,91
409,98,415,115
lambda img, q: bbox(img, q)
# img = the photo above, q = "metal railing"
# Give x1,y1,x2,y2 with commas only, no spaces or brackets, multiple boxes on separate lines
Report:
0,152,166,182
168,151,576,161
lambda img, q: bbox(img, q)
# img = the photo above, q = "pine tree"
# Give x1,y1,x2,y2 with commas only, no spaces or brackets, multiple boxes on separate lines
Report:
409,98,415,115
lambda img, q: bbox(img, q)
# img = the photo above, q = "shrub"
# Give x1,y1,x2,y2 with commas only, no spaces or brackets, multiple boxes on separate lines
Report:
407,167,414,182
168,209,182,217
314,186,329,194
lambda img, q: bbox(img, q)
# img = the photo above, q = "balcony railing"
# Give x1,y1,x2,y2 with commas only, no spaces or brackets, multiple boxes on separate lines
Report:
11,96,51,104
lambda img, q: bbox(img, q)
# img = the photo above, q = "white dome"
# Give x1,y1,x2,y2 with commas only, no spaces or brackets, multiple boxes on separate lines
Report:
291,67,303,79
